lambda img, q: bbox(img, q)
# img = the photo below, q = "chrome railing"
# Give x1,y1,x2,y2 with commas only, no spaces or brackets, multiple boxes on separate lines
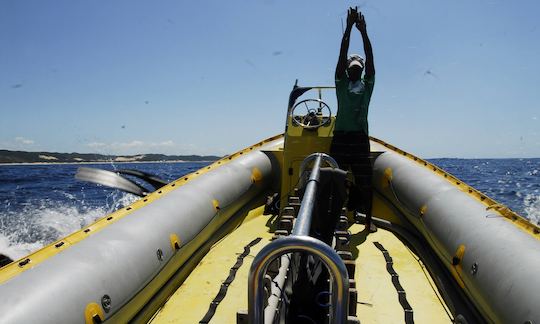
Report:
248,153,349,324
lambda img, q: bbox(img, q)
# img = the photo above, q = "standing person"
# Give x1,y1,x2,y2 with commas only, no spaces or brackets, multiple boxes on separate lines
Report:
330,7,375,231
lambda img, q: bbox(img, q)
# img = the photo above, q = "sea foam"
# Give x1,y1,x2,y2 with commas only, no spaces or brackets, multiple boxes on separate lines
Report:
524,193,540,225
0,193,138,260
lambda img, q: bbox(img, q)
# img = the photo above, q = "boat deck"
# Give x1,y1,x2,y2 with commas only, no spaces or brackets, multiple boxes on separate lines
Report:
149,204,453,323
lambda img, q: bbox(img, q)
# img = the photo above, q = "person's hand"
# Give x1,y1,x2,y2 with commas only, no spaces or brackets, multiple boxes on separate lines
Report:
356,12,367,32
347,7,359,27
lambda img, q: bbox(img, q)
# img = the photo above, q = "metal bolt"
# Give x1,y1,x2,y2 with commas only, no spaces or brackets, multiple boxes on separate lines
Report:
156,248,164,261
471,262,479,275
101,294,112,313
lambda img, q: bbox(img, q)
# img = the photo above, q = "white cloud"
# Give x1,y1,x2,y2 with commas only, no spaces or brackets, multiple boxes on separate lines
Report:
84,139,189,155
156,140,174,147
117,140,145,148
14,136,34,145
87,142,106,148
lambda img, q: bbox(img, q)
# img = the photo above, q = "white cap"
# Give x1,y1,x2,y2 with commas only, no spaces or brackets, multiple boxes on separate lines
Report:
347,54,365,69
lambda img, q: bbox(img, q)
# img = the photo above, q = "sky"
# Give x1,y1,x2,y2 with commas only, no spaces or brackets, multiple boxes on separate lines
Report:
1,0,539,158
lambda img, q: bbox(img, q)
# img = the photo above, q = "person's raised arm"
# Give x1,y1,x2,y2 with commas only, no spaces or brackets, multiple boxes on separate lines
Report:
336,8,358,80
356,12,375,77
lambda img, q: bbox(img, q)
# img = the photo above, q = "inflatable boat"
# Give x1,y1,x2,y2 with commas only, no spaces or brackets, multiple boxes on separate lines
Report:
1,84,539,324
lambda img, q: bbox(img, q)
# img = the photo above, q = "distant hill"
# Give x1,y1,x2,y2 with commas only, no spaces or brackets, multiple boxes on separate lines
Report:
0,149,221,164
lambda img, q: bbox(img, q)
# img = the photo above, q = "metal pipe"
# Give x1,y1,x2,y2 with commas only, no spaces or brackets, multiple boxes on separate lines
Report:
292,155,322,236
293,153,339,236
263,254,291,324
248,236,349,324
299,153,339,176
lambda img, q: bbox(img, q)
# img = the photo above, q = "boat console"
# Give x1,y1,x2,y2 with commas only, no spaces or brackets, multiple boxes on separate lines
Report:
240,83,381,323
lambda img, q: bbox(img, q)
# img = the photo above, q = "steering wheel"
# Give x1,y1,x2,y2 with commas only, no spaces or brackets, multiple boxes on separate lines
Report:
290,99,332,130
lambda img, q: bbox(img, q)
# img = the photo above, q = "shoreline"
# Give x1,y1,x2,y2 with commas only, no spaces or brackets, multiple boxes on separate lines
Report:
0,160,217,166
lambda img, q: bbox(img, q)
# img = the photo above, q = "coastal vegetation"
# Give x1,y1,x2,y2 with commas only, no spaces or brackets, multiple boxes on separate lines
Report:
0,149,220,164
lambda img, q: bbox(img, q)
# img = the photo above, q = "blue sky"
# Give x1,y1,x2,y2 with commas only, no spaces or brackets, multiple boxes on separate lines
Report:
1,0,539,158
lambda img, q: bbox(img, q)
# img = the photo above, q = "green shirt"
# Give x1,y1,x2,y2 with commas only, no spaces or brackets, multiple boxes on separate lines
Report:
334,75,375,133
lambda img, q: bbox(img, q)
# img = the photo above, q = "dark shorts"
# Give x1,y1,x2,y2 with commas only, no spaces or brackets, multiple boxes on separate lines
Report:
330,131,372,214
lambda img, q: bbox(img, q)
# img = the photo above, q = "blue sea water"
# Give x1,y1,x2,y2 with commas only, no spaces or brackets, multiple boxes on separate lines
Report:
0,159,539,260
0,162,209,260
429,158,540,224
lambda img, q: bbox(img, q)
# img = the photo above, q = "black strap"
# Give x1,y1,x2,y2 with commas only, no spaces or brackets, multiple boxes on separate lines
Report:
199,237,263,323
373,241,414,324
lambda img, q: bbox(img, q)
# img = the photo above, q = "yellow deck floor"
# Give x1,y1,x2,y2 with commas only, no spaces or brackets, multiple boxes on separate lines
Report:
349,223,452,323
150,207,453,323
149,206,274,324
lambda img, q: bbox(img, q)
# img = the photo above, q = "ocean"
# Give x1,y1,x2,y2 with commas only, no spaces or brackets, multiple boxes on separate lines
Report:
1,159,539,260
